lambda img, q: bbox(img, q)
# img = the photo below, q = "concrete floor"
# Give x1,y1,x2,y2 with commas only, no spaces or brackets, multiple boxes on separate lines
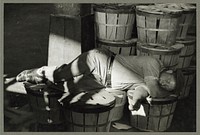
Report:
3,4,196,132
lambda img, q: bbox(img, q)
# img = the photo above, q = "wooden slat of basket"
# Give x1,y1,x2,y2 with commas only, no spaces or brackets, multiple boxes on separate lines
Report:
96,12,106,40
176,14,186,38
177,56,184,68
157,18,171,45
159,116,169,131
180,13,194,38
138,115,147,130
146,16,157,44
136,14,146,43
85,113,98,131
98,111,110,131
106,13,118,40
73,112,84,125
180,15,189,38
186,44,195,55
148,105,162,131
168,18,179,43
172,54,179,68
162,55,172,67
120,47,132,55
74,125,84,132
116,14,129,40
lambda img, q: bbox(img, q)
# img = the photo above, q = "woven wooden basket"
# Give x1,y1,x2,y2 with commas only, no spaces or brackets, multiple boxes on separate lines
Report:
179,67,196,99
24,83,64,125
63,90,116,132
94,4,136,41
128,90,178,132
176,36,196,69
136,5,182,46
137,43,183,70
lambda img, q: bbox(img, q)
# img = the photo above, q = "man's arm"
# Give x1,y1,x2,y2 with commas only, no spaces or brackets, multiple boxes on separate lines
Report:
144,76,172,98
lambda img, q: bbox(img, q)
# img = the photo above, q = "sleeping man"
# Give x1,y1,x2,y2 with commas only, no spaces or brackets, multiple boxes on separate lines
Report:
16,48,183,111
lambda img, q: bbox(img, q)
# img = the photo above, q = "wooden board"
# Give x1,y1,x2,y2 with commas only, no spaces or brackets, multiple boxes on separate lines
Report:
48,14,95,66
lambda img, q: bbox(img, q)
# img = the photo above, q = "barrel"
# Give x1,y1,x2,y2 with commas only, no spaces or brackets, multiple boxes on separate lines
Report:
137,43,183,69
105,89,127,121
136,5,182,46
176,36,196,69
63,89,116,132
97,38,137,55
127,90,178,132
179,67,196,99
176,4,196,39
24,83,64,125
94,4,136,41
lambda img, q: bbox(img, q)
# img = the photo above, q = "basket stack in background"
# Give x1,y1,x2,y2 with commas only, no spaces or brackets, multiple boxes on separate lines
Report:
93,3,196,132
93,4,138,123
133,3,196,131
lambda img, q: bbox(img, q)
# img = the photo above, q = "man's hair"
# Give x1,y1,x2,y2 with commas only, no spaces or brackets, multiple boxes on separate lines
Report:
160,68,185,96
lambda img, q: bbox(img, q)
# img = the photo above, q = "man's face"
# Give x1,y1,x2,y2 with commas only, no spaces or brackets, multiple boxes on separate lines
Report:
158,71,176,91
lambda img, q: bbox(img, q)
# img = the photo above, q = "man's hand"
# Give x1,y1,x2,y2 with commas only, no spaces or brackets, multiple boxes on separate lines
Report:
16,68,46,84
127,86,149,111
128,98,141,111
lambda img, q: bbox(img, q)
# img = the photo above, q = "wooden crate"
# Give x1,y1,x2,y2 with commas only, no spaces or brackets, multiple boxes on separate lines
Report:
94,5,136,41
48,14,95,66
128,90,178,132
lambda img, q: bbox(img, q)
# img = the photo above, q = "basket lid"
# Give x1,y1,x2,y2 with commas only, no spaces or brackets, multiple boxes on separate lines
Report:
137,43,183,55
64,89,116,113
155,3,196,13
94,4,135,13
136,4,183,16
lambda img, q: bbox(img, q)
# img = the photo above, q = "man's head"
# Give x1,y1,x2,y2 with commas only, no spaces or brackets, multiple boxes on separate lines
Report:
158,68,184,95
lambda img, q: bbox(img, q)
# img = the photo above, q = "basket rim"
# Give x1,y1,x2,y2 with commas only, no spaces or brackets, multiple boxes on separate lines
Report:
176,36,196,44
24,82,64,96
137,43,182,55
136,6,182,17
97,38,137,46
63,90,116,113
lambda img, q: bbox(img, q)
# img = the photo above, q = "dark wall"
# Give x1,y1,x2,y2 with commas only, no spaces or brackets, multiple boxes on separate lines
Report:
4,3,92,77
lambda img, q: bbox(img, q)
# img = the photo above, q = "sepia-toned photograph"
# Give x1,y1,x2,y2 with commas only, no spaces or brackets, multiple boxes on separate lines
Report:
2,1,197,133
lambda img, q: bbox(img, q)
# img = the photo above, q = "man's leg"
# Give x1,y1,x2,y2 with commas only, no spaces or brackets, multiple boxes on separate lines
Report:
16,51,96,84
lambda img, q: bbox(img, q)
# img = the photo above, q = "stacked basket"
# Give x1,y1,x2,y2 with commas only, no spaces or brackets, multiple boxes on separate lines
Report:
94,4,137,56
130,3,196,131
136,3,196,99
93,4,137,122
174,4,196,99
